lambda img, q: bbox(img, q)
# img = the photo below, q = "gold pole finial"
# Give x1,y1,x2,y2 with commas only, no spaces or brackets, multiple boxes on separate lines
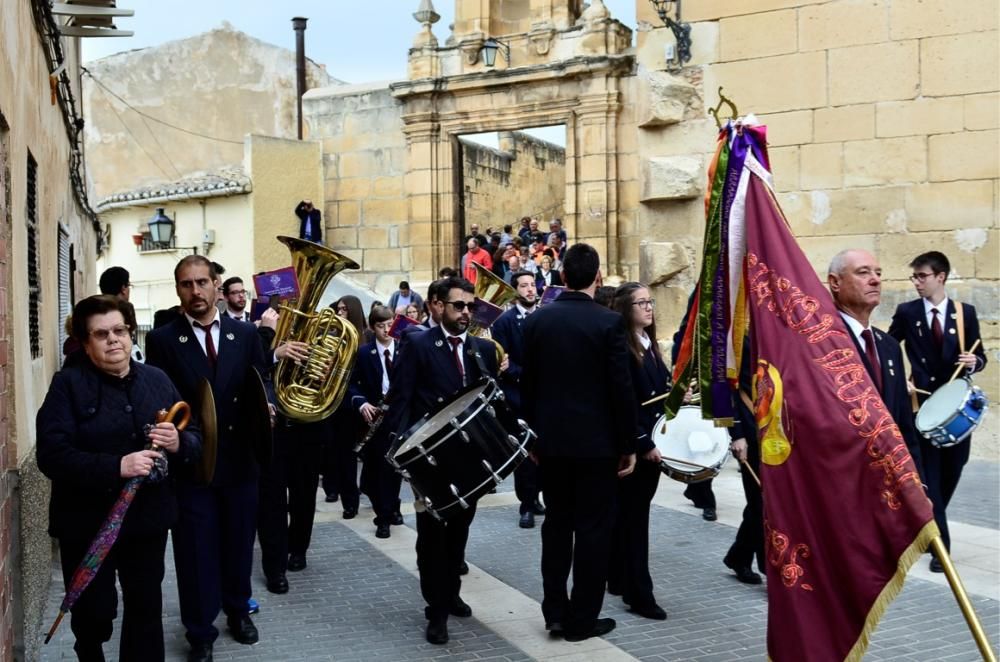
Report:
708,87,740,129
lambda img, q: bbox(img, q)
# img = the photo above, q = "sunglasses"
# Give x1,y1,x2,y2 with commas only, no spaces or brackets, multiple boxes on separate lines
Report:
445,301,479,313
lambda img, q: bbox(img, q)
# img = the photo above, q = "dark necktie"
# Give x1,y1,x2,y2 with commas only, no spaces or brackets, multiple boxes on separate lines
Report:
861,329,882,394
383,348,393,376
448,336,464,382
931,309,944,349
194,322,218,369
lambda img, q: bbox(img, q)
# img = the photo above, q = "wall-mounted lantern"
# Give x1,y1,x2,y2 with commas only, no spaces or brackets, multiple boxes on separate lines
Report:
148,207,174,247
482,37,510,67
649,0,692,65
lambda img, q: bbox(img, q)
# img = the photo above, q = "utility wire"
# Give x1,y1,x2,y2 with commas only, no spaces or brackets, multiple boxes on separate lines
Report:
95,83,173,181
83,69,245,145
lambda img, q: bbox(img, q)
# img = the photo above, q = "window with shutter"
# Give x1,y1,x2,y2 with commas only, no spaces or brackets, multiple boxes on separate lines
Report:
27,152,41,359
57,226,70,354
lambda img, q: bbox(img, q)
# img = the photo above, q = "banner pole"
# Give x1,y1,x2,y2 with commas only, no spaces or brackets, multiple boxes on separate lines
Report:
928,537,997,661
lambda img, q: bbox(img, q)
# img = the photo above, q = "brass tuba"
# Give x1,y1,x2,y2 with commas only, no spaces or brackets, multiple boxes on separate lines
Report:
272,236,360,423
469,262,518,364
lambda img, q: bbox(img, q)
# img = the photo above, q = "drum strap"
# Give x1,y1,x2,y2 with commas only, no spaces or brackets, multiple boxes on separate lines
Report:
954,300,966,352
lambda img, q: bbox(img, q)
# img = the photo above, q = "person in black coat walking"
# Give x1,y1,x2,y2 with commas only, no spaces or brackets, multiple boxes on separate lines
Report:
521,244,639,643
37,295,202,662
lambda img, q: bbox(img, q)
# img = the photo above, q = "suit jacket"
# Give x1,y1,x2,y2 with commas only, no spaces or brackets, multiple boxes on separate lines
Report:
521,291,639,458
491,306,530,414
888,298,987,404
146,315,272,486
534,269,563,294
294,202,322,243
380,326,499,442
350,340,395,412
629,346,670,455
846,322,923,471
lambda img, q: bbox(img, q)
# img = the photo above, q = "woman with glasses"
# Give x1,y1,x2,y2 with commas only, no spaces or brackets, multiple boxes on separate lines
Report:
535,253,563,294
37,295,202,661
607,283,668,620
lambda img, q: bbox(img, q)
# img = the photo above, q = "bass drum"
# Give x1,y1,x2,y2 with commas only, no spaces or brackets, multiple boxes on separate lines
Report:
388,379,536,520
651,405,731,483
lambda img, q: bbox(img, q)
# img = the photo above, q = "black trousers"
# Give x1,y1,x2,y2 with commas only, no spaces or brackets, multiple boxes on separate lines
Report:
287,432,326,556
365,438,402,526
59,530,168,662
173,481,258,646
922,435,971,552
514,456,540,514
539,457,619,633
322,422,360,512
257,430,289,580
726,437,764,573
683,478,716,508
608,459,661,608
415,503,477,620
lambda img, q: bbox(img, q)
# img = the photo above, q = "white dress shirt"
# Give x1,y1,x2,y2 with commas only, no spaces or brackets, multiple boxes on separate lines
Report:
923,295,949,329
839,311,877,360
377,339,395,395
185,310,222,359
443,329,469,380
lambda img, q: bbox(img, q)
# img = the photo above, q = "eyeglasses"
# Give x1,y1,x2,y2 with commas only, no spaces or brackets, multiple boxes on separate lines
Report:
228,290,247,297
90,325,131,342
446,301,479,313
632,299,656,310
909,272,937,282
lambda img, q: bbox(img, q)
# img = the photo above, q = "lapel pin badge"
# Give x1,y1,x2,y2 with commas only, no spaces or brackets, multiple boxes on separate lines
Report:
226,333,235,341
916,320,922,327
435,339,443,347
371,348,377,355
179,335,188,343
949,328,956,334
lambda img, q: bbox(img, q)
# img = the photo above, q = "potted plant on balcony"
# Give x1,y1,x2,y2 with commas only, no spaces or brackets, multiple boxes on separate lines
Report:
132,233,144,247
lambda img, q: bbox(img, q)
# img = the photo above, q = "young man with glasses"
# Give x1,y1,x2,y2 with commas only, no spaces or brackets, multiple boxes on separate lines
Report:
888,251,987,572
373,276,503,645
222,277,251,322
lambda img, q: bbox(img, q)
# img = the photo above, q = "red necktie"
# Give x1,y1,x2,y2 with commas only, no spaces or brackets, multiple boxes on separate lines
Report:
194,322,218,369
448,336,464,382
931,309,944,349
383,348,393,376
861,329,882,394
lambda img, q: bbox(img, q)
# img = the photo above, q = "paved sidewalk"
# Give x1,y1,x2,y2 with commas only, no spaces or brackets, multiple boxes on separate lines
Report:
40,459,999,661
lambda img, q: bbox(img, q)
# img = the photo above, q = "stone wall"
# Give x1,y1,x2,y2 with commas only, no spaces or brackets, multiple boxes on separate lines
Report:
633,0,999,457
460,132,566,235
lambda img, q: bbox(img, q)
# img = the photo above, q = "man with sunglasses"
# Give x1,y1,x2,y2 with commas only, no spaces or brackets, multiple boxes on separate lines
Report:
375,276,502,645
888,251,987,572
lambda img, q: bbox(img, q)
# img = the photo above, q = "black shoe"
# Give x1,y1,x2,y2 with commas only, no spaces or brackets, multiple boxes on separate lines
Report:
343,508,357,520
325,492,339,503
532,500,546,516
425,618,449,645
628,602,667,620
391,511,404,525
724,555,763,584
287,554,307,572
702,507,717,521
187,642,213,662
545,621,564,637
930,558,944,573
519,511,535,529
375,523,391,539
227,615,259,645
266,574,289,594
450,596,472,618
563,617,616,642
458,561,469,576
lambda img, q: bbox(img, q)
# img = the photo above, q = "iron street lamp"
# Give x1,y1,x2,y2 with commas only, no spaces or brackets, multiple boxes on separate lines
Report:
482,37,510,67
649,0,692,65
148,207,174,247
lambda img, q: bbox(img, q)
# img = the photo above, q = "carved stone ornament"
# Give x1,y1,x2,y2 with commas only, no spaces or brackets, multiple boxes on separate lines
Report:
529,25,555,55
460,35,485,65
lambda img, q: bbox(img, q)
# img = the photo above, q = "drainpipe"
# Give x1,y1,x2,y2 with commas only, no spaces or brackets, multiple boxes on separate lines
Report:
292,17,308,140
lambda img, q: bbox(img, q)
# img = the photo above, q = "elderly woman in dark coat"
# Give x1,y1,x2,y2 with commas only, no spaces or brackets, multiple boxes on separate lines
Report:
37,295,201,662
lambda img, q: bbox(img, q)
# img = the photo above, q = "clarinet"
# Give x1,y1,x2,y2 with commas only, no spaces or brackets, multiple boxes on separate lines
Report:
355,401,389,453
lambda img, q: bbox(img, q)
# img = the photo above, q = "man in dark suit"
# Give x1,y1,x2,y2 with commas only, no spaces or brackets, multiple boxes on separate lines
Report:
221,277,252,322
378,276,501,645
888,251,987,571
492,270,544,528
146,256,273,662
521,244,638,643
827,248,923,471
294,200,322,244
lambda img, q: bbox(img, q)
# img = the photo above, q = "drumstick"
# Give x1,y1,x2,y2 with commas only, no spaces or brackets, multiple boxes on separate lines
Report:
913,387,932,396
660,454,712,471
642,391,672,407
741,459,761,488
947,338,981,384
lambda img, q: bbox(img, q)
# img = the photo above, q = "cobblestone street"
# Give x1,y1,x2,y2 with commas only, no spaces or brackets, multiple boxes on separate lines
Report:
42,460,999,661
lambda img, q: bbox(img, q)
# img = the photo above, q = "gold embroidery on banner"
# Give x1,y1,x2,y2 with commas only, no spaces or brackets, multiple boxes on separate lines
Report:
746,253,846,344
765,520,814,591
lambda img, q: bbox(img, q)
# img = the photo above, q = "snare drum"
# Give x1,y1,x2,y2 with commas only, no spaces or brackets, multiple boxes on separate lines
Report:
915,378,989,448
651,406,731,483
388,379,536,520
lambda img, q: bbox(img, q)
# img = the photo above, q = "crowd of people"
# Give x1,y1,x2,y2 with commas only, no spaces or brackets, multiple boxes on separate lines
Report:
37,229,986,659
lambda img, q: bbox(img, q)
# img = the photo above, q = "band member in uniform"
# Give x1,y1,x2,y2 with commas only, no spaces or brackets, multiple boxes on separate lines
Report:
351,305,403,538
492,270,545,528
606,283,668,620
888,251,987,571
522,244,638,642
146,256,273,662
377,276,502,645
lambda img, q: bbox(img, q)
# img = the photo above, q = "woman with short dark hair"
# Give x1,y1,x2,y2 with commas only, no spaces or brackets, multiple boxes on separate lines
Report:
37,295,201,661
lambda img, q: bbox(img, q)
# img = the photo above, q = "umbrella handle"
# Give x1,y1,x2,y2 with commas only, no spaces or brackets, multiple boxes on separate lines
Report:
44,610,66,644
156,401,191,431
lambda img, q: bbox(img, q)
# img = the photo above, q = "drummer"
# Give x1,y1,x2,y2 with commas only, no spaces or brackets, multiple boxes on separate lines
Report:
607,283,668,620
376,276,505,645
888,251,987,572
